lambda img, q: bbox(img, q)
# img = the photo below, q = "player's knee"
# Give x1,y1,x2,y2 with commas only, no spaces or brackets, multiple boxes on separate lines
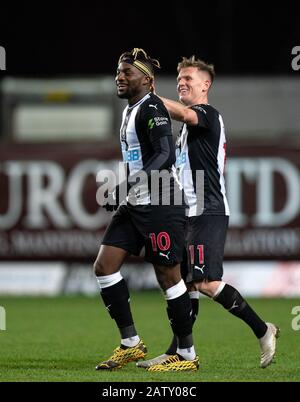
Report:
155,272,171,290
197,280,220,297
154,265,182,291
186,282,198,292
94,255,120,276
93,258,105,276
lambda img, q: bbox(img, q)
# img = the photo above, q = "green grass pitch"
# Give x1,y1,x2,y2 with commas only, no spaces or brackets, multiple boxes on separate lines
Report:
0,292,299,382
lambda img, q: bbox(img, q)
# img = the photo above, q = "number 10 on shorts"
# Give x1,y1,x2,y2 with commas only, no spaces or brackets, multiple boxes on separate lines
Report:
149,232,171,251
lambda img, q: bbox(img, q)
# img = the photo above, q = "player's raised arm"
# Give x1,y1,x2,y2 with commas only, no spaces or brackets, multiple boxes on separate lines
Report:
159,96,198,125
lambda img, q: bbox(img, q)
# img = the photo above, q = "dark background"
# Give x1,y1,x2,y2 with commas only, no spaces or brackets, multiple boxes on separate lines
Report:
1,1,299,77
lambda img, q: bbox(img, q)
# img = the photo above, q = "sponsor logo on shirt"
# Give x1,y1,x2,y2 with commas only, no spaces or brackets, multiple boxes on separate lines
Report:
153,116,168,126
122,149,141,162
148,117,168,129
176,150,187,167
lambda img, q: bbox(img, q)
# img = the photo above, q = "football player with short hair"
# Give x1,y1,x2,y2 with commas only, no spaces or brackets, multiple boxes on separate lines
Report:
138,56,279,371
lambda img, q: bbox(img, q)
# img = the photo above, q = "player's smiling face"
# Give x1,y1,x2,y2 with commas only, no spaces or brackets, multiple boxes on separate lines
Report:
116,62,149,103
177,67,211,106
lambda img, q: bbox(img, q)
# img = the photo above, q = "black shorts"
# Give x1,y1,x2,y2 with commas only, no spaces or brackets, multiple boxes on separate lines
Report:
102,204,187,266
180,215,229,282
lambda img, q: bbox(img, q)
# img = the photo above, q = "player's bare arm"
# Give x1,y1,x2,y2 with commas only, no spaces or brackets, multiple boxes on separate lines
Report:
159,96,198,125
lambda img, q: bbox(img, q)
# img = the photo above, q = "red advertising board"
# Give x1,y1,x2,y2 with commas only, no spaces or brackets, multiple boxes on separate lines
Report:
1,143,300,261
0,142,119,261
225,145,300,259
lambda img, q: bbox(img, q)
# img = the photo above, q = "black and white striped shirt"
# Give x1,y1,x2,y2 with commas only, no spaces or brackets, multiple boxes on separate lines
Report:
120,92,182,205
175,104,230,217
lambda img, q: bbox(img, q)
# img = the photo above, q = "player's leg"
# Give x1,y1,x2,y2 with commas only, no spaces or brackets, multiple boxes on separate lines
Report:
165,248,200,356
94,206,146,370
149,263,198,371
137,286,200,369
134,205,198,371
137,241,200,369
193,215,280,368
94,245,140,347
197,280,280,367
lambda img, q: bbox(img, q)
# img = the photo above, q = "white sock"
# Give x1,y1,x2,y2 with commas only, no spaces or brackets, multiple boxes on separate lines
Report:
212,281,226,299
121,335,140,348
164,279,187,300
176,345,196,360
189,291,200,300
96,271,123,290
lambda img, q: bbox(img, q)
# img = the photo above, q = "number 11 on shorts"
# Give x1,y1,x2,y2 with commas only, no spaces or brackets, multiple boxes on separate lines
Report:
188,244,204,265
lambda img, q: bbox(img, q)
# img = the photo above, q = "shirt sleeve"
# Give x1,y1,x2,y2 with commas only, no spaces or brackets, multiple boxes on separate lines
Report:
190,105,210,128
143,101,173,142
130,100,175,178
141,135,175,175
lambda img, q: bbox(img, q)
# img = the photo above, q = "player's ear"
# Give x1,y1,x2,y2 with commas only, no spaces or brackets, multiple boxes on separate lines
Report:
149,77,154,92
143,75,151,87
149,77,156,93
202,79,211,92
